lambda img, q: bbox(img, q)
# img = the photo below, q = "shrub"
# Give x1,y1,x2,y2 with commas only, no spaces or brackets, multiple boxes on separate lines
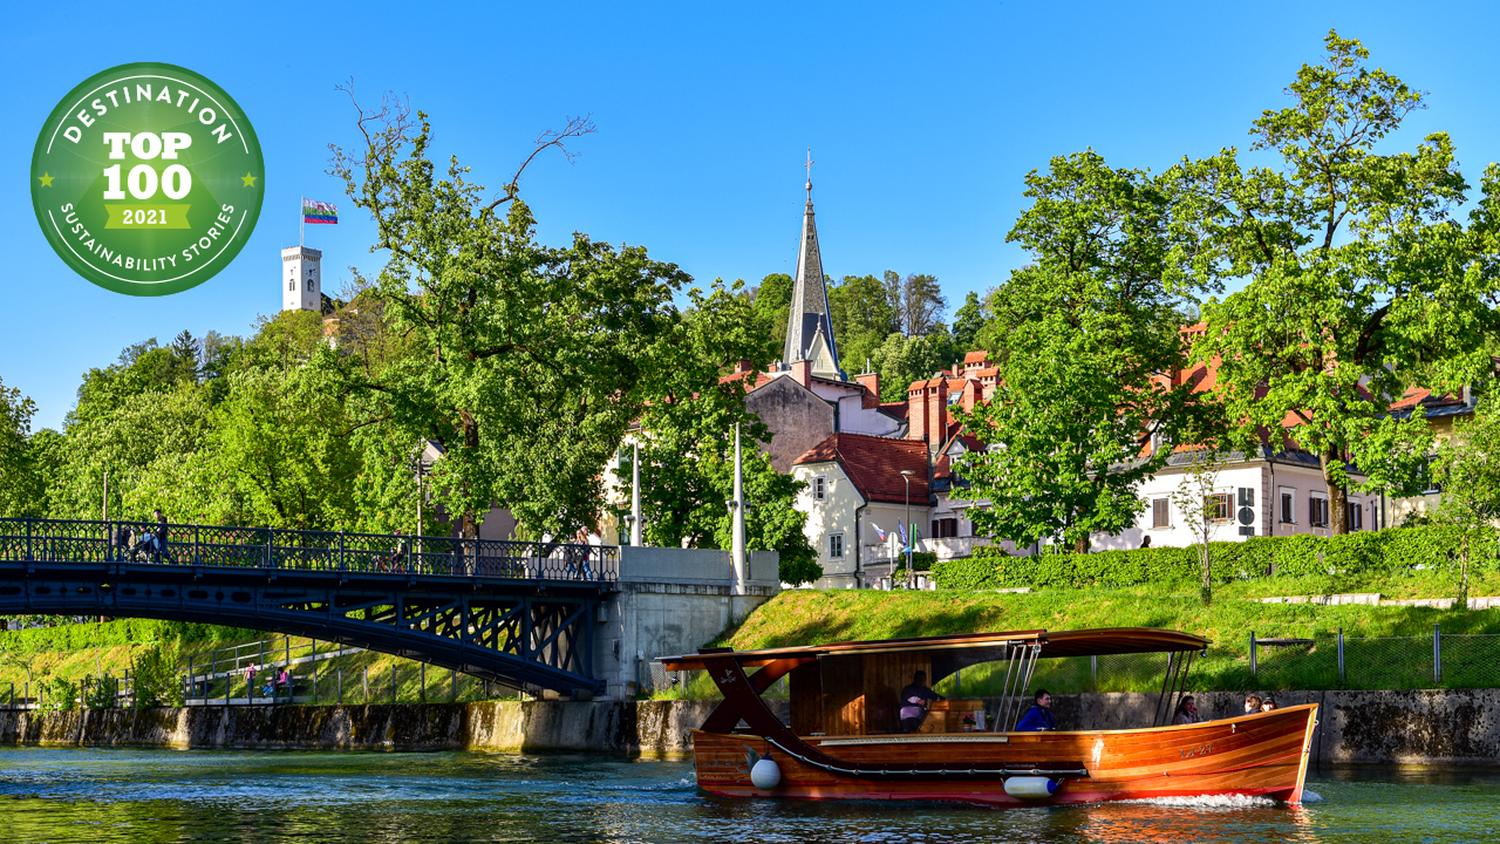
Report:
932,525,1500,591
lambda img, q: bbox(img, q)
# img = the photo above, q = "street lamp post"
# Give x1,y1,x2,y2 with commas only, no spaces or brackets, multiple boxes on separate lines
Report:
900,469,914,589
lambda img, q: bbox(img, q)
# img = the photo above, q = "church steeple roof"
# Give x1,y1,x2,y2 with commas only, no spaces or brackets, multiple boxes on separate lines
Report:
783,149,844,381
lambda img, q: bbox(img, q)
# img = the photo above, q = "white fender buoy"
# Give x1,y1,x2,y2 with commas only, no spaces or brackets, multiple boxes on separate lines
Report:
750,757,782,790
1003,776,1059,799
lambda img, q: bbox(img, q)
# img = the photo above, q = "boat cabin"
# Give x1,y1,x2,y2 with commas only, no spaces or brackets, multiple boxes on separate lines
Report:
664,627,1209,736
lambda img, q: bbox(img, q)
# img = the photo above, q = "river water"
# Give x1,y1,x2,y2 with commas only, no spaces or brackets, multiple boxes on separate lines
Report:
0,749,1497,843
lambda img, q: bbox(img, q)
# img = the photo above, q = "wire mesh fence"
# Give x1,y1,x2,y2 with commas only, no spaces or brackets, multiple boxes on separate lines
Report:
1251,630,1500,691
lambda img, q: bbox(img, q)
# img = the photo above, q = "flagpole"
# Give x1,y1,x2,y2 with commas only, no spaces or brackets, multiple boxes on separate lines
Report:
299,196,304,247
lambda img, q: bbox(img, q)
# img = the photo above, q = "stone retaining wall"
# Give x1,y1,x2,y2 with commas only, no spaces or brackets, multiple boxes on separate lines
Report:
0,692,1494,765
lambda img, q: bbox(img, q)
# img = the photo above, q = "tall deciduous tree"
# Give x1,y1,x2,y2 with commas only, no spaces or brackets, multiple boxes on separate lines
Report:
886,271,947,337
828,274,897,374
329,96,684,542
869,331,957,402
956,151,1208,552
0,377,42,517
1179,32,1500,533
1430,399,1500,607
751,273,792,362
631,281,818,585
950,291,987,354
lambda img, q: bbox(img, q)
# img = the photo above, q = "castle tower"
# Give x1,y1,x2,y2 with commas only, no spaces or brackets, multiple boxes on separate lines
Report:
281,246,322,312
782,150,844,381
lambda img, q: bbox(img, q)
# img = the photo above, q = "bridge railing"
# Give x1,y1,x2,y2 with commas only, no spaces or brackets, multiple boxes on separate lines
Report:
0,517,618,583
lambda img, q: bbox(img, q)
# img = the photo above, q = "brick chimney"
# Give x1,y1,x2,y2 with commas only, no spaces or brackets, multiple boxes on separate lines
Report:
926,377,948,450
908,377,949,450
907,380,928,444
856,371,880,399
790,359,812,387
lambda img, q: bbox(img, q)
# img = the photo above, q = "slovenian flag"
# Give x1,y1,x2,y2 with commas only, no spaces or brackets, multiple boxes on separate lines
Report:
303,198,338,225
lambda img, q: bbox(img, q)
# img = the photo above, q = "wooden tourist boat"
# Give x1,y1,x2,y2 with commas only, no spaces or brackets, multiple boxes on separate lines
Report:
659,628,1318,807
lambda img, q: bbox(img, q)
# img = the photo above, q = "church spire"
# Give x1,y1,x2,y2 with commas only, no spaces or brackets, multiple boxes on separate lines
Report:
783,149,844,381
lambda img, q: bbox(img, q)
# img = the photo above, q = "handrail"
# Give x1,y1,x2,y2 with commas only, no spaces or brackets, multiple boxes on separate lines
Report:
0,516,619,584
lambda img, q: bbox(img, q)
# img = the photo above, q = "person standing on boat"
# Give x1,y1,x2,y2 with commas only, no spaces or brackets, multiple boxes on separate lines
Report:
898,671,942,732
1015,689,1056,731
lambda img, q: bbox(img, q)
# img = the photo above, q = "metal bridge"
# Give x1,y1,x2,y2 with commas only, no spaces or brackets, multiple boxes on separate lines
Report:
0,517,618,696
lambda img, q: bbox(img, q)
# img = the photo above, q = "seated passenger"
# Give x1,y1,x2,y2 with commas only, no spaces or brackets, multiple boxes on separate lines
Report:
898,671,942,732
1172,695,1200,725
1261,695,1277,712
1243,693,1262,714
1014,689,1056,731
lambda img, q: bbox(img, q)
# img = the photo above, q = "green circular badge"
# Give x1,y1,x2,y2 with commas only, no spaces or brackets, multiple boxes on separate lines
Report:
31,62,264,296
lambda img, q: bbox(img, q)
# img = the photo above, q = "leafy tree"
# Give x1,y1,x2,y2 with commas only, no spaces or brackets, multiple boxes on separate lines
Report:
751,272,792,362
1167,451,1228,605
956,151,1207,552
47,350,215,521
168,330,201,384
192,365,362,529
131,639,184,708
632,281,818,584
0,377,42,516
828,274,897,374
869,332,957,402
329,97,683,543
1178,32,1500,533
888,271,947,337
950,291,987,354
1430,399,1500,607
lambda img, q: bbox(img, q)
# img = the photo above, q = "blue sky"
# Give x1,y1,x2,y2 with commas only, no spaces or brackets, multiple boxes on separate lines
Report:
4,1,1498,430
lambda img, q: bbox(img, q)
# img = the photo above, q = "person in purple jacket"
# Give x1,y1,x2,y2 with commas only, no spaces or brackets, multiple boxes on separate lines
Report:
898,671,943,732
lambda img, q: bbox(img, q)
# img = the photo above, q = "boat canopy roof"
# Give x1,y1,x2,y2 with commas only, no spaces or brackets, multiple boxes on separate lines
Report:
658,627,1208,672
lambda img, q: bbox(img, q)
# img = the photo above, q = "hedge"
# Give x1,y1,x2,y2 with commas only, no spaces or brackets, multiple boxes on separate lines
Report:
0,619,243,653
931,525,1500,591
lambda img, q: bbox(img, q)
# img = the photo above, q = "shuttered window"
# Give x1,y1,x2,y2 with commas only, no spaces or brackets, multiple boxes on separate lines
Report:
1309,496,1329,528
1151,498,1169,528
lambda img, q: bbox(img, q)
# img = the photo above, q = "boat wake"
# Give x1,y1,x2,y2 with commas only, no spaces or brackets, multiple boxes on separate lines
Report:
1118,794,1279,809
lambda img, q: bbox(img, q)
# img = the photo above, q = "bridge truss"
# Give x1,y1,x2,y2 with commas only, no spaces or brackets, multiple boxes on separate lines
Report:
0,517,618,696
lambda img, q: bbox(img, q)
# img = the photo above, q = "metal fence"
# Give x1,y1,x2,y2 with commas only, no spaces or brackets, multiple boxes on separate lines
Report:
1250,629,1500,691
0,516,618,582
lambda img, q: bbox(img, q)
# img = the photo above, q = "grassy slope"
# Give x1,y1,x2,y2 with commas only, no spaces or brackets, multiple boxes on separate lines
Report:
714,585,1500,696
0,621,517,703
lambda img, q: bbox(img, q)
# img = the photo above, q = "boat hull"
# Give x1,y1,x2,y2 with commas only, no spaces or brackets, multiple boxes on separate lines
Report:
691,703,1318,807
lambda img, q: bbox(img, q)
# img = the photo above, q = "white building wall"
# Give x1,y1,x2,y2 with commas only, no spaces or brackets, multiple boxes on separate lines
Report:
791,461,863,583
281,246,322,312
803,378,903,437
1094,460,1379,552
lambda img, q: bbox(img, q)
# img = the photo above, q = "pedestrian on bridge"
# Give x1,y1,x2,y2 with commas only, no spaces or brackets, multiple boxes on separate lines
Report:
153,509,169,562
388,531,408,573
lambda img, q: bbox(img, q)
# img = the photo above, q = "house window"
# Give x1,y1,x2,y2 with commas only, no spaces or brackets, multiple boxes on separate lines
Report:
288,279,295,291
1347,501,1363,531
1279,488,1295,524
828,533,843,558
1309,496,1329,528
812,475,827,501
1151,498,1170,529
931,518,958,539
1206,493,1232,523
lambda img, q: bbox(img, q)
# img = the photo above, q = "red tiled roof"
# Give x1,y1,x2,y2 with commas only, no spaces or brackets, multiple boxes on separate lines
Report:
963,350,989,365
719,370,774,390
792,433,931,504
